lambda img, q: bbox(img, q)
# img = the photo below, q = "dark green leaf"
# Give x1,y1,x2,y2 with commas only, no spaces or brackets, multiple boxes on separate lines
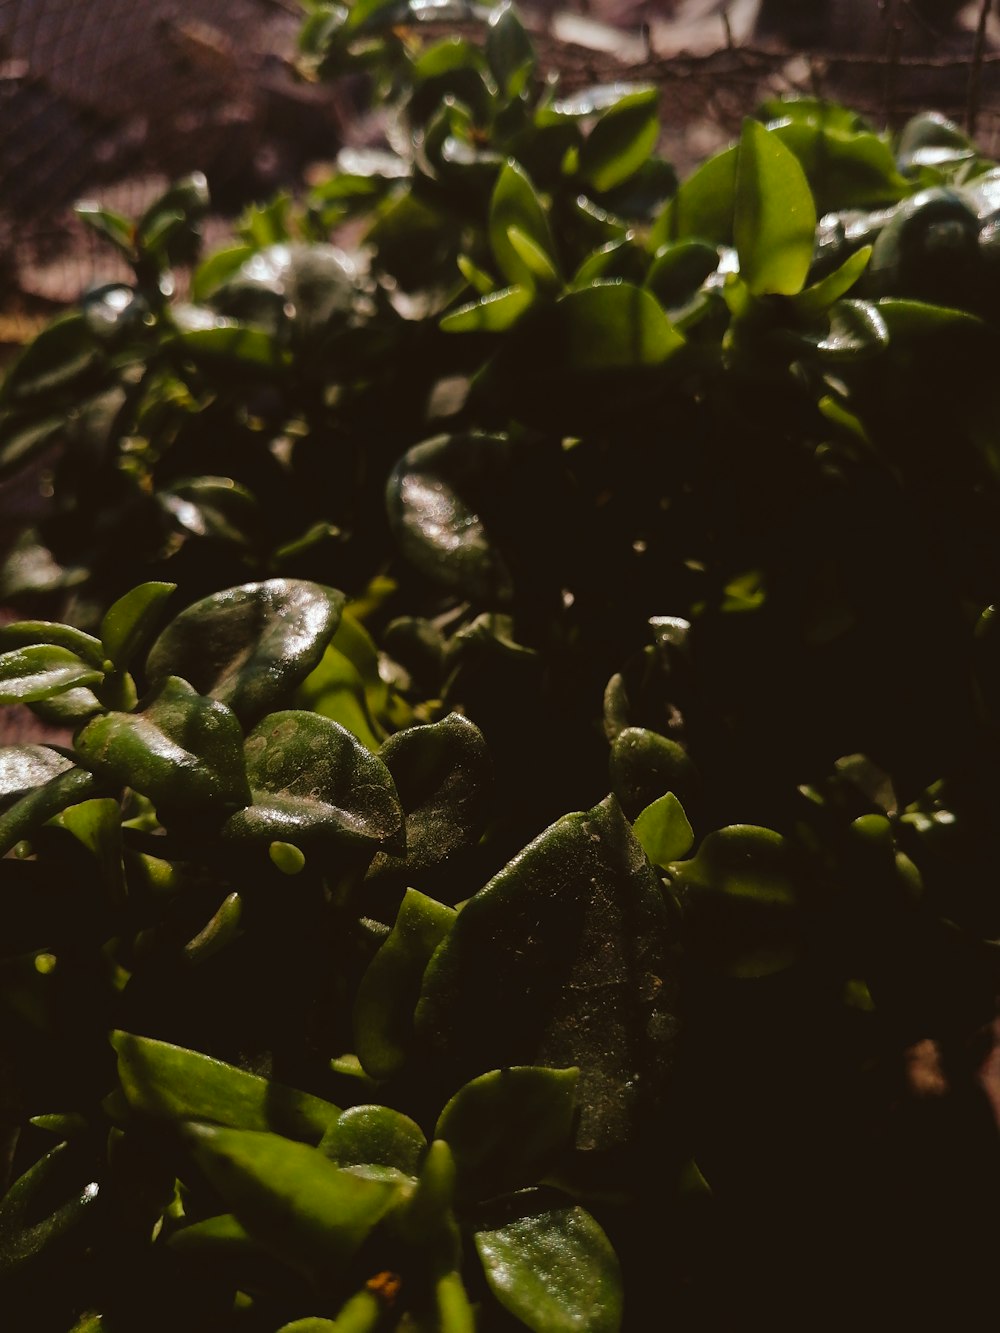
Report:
0,1142,101,1278
669,825,803,978
0,645,102,705
146,579,344,724
371,713,492,875
579,88,659,194
416,796,679,1152
0,767,99,857
486,3,536,99
435,1066,578,1202
0,620,105,668
0,413,64,478
0,314,103,406
75,676,250,811
223,710,403,852
386,434,514,601
354,888,457,1080
320,1104,427,1178
100,582,176,672
61,798,126,906
112,1031,340,1141
474,1194,623,1333
489,161,560,289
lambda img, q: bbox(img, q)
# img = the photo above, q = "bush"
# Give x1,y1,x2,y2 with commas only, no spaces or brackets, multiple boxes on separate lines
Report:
1,5,999,1329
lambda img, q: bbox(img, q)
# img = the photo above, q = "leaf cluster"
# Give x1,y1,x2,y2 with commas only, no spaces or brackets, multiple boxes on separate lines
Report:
2,5,1000,1330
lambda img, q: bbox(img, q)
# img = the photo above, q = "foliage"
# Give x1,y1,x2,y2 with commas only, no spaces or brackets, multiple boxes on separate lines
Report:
2,5,1000,1329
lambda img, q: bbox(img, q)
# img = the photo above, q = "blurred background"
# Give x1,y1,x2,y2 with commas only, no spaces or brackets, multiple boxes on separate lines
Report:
2,0,1000,333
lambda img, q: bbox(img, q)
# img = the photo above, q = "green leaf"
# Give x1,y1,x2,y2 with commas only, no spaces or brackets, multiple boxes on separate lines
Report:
436,1271,476,1333
0,745,75,809
191,244,255,302
489,162,560,289
808,299,889,361
158,477,261,547
321,1104,427,1179
223,711,403,852
609,727,699,821
506,226,560,289
100,582,176,671
76,676,250,812
385,433,514,602
0,313,103,406
791,245,872,317
435,1066,579,1202
167,323,291,371
0,645,103,704
876,297,984,338
354,888,457,1080
441,284,533,332
0,413,64,478
0,1142,101,1278
417,796,679,1153
180,1123,402,1277
768,116,909,213
75,201,134,254
146,579,344,724
0,767,99,857
0,619,105,668
645,240,719,312
579,88,659,194
650,145,737,250
60,798,126,907
371,713,492,876
486,3,536,99
633,792,694,867
474,1194,623,1333
112,1031,340,1141
669,825,804,978
735,119,817,296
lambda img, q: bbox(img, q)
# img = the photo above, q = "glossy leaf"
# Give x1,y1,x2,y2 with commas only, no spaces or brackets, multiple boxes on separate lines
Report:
0,1142,101,1278
0,412,64,478
489,161,560,289
0,645,103,704
354,888,457,1080
112,1031,340,1141
579,88,659,194
99,582,175,672
386,434,514,601
417,796,679,1152
146,579,344,724
734,119,816,296
0,766,100,857
440,284,533,332
435,1066,579,1201
181,1122,402,1277
0,620,105,669
372,713,492,875
76,676,251,812
320,1104,427,1178
609,726,698,821
0,745,75,809
549,283,683,369
223,710,403,852
474,1194,623,1333
669,825,803,978
809,299,889,361
633,792,694,867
